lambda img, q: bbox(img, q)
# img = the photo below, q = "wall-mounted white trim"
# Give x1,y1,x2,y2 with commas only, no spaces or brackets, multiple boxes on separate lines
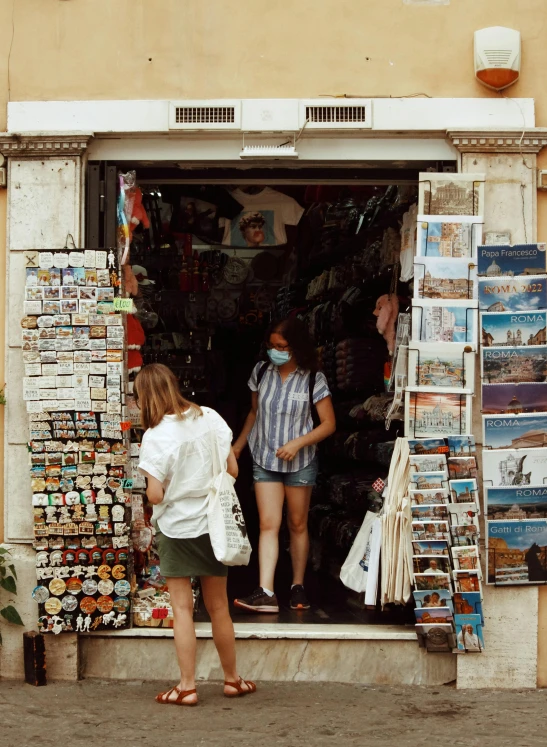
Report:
7,97,535,135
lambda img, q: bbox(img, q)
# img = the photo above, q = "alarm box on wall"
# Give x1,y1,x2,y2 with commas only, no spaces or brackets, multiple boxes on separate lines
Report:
474,27,521,91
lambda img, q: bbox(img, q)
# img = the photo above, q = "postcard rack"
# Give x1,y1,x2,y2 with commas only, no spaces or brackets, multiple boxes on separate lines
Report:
409,345,475,389
421,220,484,257
413,304,477,343
421,179,483,217
414,261,476,301
410,391,469,438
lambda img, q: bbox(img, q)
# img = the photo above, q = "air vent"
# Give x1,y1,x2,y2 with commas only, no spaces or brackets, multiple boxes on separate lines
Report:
299,99,372,130
483,49,513,66
169,100,241,130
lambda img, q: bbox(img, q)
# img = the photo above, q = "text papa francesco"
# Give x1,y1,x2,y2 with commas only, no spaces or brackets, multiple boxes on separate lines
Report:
483,282,544,294
481,249,538,258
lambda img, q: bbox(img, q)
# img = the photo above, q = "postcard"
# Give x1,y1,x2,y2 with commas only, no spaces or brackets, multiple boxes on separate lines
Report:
410,472,449,490
482,346,547,385
413,555,452,574
478,275,547,312
448,457,478,480
409,454,448,474
408,438,449,455
482,447,547,487
405,388,472,438
408,342,474,389
451,525,479,546
412,521,451,541
482,382,547,415
414,606,454,625
448,435,476,456
413,589,454,610
415,623,456,653
411,504,449,521
477,243,547,277
487,519,547,584
412,299,478,345
483,412,547,449
416,215,482,259
410,489,450,506
452,570,482,594
418,173,485,217
414,258,477,301
486,485,547,521
414,573,452,591
481,310,547,348
448,502,480,527
452,592,483,622
412,540,450,556
455,614,485,652
451,546,480,571
450,479,479,505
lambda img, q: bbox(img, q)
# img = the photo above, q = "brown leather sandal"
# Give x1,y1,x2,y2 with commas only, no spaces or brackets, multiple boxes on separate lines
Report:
224,677,257,698
155,685,198,706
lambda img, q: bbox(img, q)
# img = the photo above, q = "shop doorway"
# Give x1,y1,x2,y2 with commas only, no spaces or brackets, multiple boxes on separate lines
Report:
89,160,455,627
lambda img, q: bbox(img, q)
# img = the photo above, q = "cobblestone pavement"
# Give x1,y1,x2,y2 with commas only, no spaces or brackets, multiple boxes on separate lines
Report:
1,679,546,747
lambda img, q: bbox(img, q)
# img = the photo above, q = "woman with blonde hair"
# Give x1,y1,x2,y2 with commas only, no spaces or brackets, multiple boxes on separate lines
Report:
136,363,256,706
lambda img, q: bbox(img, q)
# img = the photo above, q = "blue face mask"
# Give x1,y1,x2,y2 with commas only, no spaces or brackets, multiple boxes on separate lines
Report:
268,348,292,366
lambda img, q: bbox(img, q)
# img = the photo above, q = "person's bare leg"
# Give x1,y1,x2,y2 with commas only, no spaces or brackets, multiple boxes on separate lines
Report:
201,575,254,695
255,481,285,591
158,576,198,704
285,485,312,586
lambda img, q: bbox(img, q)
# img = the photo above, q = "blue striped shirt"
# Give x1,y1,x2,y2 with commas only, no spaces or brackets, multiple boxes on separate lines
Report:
248,362,331,473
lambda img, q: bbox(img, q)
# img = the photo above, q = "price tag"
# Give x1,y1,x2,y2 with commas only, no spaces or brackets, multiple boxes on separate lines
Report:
113,298,134,312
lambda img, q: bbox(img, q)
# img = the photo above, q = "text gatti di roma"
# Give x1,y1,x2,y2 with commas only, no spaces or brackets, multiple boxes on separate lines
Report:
490,524,546,534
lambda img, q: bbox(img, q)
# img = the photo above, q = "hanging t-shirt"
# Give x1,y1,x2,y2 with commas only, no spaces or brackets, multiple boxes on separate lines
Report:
219,188,304,247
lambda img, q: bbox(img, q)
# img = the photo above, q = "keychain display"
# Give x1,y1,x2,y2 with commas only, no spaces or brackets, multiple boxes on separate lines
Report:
23,247,131,634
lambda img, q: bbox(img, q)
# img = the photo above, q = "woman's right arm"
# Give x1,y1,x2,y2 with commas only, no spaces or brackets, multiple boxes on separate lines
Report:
232,391,258,459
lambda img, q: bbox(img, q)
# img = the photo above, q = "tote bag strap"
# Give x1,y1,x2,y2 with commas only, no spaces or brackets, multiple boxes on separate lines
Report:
207,414,226,478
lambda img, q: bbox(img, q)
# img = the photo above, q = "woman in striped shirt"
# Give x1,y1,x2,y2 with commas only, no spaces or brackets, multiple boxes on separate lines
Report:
232,317,336,613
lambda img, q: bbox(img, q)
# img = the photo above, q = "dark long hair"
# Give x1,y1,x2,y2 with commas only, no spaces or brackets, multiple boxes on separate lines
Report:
262,316,319,373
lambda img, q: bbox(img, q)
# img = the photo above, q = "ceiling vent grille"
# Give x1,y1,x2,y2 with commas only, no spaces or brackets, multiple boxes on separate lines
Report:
300,99,372,129
169,101,241,130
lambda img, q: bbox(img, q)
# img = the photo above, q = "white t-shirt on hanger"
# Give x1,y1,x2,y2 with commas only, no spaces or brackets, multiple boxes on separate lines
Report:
219,187,304,247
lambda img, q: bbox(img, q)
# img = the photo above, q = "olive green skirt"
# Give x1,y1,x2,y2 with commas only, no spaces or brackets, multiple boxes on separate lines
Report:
156,531,228,578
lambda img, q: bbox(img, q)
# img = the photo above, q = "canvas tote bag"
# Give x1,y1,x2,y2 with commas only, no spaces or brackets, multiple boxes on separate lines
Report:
340,511,377,593
206,425,252,566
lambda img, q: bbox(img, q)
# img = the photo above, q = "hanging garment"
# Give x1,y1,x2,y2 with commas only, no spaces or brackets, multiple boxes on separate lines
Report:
219,188,304,247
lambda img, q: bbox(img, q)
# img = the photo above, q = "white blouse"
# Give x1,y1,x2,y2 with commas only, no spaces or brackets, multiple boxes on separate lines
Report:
138,407,232,539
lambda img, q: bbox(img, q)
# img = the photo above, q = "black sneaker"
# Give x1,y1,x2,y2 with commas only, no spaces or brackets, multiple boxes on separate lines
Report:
234,588,279,613
290,585,310,610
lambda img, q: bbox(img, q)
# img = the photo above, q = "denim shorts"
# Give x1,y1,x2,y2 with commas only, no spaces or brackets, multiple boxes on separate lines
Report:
252,457,318,487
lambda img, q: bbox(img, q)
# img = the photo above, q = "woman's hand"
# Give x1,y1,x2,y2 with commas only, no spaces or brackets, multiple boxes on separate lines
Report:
276,439,302,462
232,443,244,460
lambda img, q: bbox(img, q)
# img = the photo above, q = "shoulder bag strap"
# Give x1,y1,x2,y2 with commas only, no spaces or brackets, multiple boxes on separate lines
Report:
207,414,224,477
309,371,320,428
256,361,270,389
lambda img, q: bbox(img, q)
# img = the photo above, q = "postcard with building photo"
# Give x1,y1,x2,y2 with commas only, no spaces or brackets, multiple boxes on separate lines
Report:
414,607,454,626
483,412,547,449
448,503,480,530
453,570,482,594
451,524,479,546
408,342,474,389
480,310,547,348
450,478,479,505
452,591,483,622
455,614,485,652
413,555,452,575
414,258,477,301
448,457,478,480
418,173,485,217
412,299,478,346
406,388,472,438
482,382,547,415
451,546,480,571
478,275,547,312
482,447,547,487
408,437,449,455
413,589,454,610
487,519,547,585
481,346,547,384
486,486,547,522
414,572,452,591
415,623,456,653
413,539,450,556
410,489,450,506
412,521,451,541
409,453,448,475
411,504,449,521
416,215,483,258
477,243,547,277
448,435,476,456
410,474,449,495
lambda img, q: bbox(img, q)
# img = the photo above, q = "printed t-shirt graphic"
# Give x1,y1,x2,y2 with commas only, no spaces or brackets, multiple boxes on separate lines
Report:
220,188,304,247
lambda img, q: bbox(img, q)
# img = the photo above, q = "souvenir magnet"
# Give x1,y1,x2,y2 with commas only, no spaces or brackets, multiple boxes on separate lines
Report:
32,585,50,603
44,597,62,615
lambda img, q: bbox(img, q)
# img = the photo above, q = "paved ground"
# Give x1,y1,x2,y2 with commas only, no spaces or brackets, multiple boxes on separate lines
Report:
1,679,547,746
